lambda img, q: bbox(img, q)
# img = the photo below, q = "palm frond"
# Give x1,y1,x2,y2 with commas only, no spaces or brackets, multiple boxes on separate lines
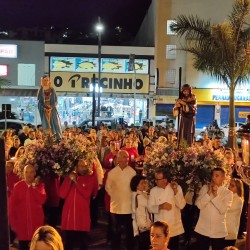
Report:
228,0,250,41
170,15,212,42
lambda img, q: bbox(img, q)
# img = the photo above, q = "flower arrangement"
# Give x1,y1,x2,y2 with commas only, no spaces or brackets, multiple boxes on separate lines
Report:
16,135,97,179
143,140,231,193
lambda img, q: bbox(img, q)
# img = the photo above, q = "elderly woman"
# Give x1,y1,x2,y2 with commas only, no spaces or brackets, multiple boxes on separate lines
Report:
37,75,62,140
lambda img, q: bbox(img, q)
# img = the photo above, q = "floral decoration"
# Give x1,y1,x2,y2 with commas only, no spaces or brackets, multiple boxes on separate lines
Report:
16,135,97,179
143,140,231,192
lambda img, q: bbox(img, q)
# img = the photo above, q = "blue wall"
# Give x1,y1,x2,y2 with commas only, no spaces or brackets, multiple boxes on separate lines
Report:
196,105,214,128
156,104,249,128
221,105,250,125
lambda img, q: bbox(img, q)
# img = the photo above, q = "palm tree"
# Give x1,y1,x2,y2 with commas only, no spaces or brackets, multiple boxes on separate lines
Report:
170,0,250,150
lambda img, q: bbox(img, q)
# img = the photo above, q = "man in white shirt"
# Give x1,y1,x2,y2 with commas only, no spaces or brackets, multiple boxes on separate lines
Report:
105,150,136,250
195,167,233,250
148,169,186,250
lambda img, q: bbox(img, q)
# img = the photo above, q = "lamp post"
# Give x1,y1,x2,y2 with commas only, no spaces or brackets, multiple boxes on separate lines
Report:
128,54,137,125
90,73,103,127
90,74,96,127
236,122,250,250
96,16,103,117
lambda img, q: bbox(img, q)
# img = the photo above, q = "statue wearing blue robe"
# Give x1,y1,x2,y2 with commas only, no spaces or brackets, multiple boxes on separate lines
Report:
37,76,62,140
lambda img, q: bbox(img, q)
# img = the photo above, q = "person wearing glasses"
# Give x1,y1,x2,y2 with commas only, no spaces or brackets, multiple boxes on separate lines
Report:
148,169,185,250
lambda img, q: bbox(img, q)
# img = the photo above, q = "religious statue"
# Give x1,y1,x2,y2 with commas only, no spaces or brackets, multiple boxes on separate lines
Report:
37,75,62,140
173,84,197,146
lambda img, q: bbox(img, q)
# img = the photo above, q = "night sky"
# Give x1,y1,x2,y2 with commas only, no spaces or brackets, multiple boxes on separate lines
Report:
0,0,152,35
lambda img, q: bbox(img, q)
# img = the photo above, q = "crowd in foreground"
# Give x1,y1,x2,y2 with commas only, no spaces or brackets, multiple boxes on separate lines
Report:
3,122,247,250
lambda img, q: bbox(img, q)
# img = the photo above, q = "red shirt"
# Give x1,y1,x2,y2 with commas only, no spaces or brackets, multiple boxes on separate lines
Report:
104,152,116,169
6,171,20,198
44,173,60,207
9,180,46,240
59,171,98,232
121,147,139,165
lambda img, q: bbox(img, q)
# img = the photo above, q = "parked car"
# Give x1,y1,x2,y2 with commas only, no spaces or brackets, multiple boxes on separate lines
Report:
0,119,26,135
0,112,19,120
77,117,118,130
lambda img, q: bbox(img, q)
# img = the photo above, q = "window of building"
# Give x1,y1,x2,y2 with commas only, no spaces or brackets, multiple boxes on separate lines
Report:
0,96,148,127
166,20,177,35
166,69,176,84
18,64,36,86
166,45,176,59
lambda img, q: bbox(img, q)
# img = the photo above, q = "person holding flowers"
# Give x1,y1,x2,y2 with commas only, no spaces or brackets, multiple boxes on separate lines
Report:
9,164,46,250
59,158,98,250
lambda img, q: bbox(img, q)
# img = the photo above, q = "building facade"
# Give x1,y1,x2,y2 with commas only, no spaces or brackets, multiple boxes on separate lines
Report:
0,40,156,126
136,0,250,128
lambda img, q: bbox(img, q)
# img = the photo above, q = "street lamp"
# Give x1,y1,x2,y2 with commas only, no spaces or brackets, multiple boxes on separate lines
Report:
128,54,137,125
236,122,250,250
95,16,103,117
90,74,103,127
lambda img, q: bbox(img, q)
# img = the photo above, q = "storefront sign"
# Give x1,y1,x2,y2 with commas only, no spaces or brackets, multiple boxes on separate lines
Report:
238,112,250,118
50,72,149,94
192,89,250,103
212,90,250,101
50,56,149,74
0,44,17,58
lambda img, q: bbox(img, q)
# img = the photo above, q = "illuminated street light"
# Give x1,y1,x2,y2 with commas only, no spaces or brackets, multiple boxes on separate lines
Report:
128,54,137,125
95,16,103,117
90,74,103,127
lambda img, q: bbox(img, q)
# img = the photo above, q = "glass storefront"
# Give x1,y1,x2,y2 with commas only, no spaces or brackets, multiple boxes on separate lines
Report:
0,96,148,126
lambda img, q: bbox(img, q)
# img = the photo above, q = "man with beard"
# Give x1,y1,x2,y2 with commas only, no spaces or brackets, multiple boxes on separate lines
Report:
173,84,197,146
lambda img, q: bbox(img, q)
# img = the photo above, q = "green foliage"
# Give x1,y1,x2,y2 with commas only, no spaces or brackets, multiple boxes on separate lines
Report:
0,77,11,90
170,0,250,87
170,0,250,149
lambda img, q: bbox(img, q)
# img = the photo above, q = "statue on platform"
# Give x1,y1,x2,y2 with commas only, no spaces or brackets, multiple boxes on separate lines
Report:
37,75,62,140
173,84,197,146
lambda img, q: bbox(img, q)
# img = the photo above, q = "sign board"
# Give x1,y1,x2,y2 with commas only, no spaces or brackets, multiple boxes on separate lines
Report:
50,72,149,94
50,56,149,74
0,65,7,76
192,89,250,103
0,44,17,58
238,112,250,118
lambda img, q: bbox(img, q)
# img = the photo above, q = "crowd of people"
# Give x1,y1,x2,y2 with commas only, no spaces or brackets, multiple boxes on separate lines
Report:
3,121,247,250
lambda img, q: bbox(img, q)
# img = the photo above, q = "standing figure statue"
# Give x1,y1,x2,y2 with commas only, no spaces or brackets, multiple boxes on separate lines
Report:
173,84,197,146
37,75,62,140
